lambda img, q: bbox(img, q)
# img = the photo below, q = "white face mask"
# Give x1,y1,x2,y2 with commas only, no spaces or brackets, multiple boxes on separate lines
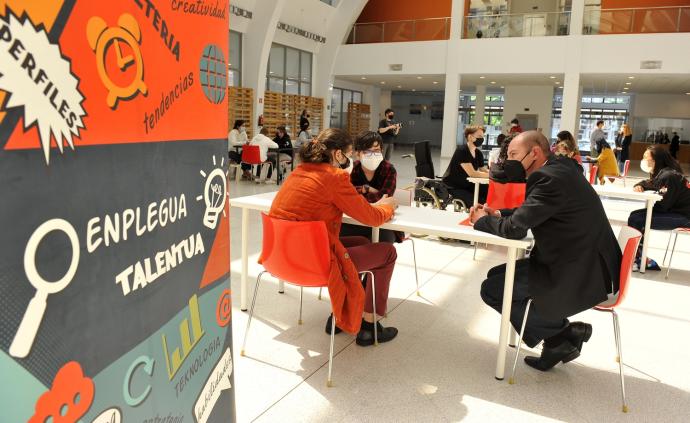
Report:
640,160,653,174
361,152,384,171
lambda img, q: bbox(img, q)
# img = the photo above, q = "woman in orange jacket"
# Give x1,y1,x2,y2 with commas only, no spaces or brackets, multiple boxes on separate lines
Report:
268,128,400,346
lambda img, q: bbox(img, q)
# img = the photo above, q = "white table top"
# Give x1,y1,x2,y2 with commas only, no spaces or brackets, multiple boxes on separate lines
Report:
591,184,662,202
467,177,490,184
230,192,532,249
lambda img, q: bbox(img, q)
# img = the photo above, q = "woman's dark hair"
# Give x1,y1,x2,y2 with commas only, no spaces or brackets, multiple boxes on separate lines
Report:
596,120,605,127
299,128,353,164
648,145,682,177
301,109,308,118
510,118,519,125
354,131,382,152
233,120,244,130
496,134,515,164
556,130,580,155
496,133,507,146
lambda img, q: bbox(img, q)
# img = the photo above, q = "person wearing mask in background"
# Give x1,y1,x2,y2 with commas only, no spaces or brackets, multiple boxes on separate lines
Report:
555,130,582,164
619,123,633,171
589,120,606,158
249,127,279,180
272,125,294,180
508,118,523,135
378,108,400,161
629,146,690,271
268,128,400,345
470,131,621,372
586,138,620,184
443,125,490,208
228,119,253,179
300,109,310,133
670,131,680,159
341,131,402,244
296,122,311,148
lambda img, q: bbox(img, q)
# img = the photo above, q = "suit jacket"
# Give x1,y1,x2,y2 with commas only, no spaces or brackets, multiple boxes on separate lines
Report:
475,156,622,319
267,163,394,334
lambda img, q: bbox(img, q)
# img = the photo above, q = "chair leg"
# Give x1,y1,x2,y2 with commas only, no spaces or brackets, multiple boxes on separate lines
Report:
509,298,532,385
318,287,323,300
241,271,265,356
473,243,478,260
410,238,420,296
298,287,304,325
663,231,674,266
327,313,336,387
278,280,285,294
665,232,679,280
360,271,377,346
235,166,242,182
612,310,628,413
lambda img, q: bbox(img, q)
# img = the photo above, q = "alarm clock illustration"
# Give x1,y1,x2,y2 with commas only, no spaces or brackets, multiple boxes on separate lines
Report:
87,13,147,109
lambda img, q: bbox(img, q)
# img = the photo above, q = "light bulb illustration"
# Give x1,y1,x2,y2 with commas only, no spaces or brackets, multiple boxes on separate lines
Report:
197,155,228,229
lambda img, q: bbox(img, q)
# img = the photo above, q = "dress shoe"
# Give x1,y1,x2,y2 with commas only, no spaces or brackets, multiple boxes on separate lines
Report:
566,322,592,352
524,340,579,371
356,321,398,346
325,314,342,335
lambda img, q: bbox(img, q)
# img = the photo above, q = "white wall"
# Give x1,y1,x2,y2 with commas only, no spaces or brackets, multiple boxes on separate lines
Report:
503,85,555,135
633,94,690,119
333,42,448,76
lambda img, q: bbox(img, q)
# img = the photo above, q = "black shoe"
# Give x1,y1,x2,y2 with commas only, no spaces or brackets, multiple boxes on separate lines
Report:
566,322,592,352
356,321,398,346
524,340,579,371
325,314,342,335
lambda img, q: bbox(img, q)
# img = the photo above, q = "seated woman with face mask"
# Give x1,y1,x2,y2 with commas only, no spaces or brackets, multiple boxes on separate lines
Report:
269,128,401,345
586,138,619,184
442,125,490,207
340,131,402,244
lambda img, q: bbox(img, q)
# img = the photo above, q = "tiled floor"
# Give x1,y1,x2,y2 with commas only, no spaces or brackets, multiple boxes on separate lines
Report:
228,146,690,423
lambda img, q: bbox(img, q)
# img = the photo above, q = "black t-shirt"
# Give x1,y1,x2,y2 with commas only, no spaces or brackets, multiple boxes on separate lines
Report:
442,144,484,190
274,134,293,157
378,119,396,143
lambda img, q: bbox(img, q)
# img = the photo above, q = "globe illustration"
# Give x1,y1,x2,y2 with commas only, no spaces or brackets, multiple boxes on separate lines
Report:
199,44,227,104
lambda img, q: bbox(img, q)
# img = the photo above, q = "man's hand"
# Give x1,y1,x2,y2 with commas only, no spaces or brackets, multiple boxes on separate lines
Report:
469,205,488,224
375,194,398,210
633,185,644,192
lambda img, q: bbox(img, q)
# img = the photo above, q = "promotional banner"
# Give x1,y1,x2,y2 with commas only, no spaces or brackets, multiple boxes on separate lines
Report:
0,1,234,422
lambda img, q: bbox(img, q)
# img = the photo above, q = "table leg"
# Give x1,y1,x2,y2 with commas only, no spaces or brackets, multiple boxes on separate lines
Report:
371,227,380,243
241,207,249,311
639,199,654,274
496,246,517,380
473,182,480,207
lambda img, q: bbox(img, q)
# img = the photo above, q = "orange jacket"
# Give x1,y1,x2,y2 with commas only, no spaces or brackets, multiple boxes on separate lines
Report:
266,163,394,334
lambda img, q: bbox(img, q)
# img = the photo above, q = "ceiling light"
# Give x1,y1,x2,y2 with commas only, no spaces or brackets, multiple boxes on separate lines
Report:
500,86,504,89
458,89,463,92
417,76,422,79
555,81,560,84
412,89,416,92
361,76,366,80
432,81,438,84
686,92,690,95
397,85,402,88
479,76,485,79
490,81,496,84
625,82,632,85
380,81,385,84
628,76,635,79
623,87,629,90
549,76,556,79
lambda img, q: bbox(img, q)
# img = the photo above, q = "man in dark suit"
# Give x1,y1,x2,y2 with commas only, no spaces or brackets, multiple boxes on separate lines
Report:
470,131,622,371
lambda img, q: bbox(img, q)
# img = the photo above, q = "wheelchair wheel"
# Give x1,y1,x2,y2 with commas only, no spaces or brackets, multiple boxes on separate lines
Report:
452,199,468,213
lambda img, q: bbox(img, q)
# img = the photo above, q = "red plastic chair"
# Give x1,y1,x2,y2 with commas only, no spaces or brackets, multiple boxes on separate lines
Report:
474,181,526,259
241,145,272,183
509,226,641,413
589,165,598,185
241,213,377,387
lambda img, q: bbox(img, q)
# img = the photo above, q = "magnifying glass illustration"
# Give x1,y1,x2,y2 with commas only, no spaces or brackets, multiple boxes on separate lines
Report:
9,219,80,358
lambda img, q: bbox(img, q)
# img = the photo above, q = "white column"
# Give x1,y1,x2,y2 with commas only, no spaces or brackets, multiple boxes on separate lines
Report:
440,0,466,170
475,85,487,126
560,73,582,136
242,0,285,132
569,0,585,36
313,0,369,130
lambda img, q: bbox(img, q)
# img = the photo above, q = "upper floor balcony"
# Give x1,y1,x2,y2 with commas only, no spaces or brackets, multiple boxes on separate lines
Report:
346,17,451,44
583,6,690,35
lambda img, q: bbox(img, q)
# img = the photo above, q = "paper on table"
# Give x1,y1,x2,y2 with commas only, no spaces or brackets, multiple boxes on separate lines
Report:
459,217,471,226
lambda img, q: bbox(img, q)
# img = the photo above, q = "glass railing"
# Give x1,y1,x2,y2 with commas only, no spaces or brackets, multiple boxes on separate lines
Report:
346,17,450,44
463,11,571,39
583,6,690,34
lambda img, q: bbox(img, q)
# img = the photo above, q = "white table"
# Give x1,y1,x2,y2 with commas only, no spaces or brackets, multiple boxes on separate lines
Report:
592,185,662,274
467,177,490,207
230,191,531,380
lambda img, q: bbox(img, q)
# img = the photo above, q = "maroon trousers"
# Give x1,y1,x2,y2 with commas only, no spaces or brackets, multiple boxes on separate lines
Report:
340,236,397,315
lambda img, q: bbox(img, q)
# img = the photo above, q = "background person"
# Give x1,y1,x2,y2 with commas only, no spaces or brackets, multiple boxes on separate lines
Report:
228,119,252,179
300,109,310,133
297,121,311,148
586,138,619,184
555,130,582,164
378,108,400,161
589,120,606,158
670,131,680,159
268,128,400,346
340,131,402,244
249,127,279,179
629,145,690,271
442,125,490,207
508,118,523,135
470,131,621,372
619,123,633,171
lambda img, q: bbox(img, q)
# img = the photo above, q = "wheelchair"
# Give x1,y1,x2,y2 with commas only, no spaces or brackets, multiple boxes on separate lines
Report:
402,141,468,213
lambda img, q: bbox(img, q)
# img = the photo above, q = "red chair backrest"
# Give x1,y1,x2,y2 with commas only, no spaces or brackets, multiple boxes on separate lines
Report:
486,181,526,210
607,226,642,308
589,165,598,185
242,145,263,165
260,213,331,287
622,160,630,177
